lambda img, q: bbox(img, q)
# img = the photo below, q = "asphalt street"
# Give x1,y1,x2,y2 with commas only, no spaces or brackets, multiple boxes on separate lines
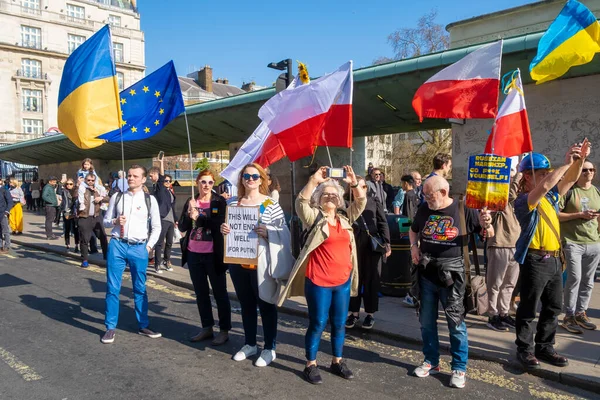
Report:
0,245,596,400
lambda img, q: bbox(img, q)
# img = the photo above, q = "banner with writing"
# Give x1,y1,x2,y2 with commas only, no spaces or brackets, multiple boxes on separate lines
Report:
466,154,511,211
223,205,260,264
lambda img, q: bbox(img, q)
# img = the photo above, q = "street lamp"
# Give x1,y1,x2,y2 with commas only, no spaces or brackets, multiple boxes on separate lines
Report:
267,58,301,256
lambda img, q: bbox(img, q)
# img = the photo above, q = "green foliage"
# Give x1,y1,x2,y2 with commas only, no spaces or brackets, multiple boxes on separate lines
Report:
194,158,210,172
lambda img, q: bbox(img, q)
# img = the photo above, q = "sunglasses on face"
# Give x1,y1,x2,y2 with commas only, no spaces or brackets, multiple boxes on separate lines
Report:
243,173,260,181
199,180,214,185
66,183,74,186
583,168,596,173
322,193,339,199
86,179,95,183
164,180,171,183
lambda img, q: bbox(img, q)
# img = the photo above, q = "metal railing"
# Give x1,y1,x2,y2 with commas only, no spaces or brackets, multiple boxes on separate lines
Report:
15,69,48,80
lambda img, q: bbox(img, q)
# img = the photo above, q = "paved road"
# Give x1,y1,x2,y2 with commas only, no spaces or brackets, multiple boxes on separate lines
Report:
0,245,595,400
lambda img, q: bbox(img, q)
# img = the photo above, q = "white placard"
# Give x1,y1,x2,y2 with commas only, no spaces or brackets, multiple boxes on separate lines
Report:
223,205,260,264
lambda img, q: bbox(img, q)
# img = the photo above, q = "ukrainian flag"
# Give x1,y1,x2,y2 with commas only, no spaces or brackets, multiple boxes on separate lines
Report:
58,25,121,149
530,0,600,84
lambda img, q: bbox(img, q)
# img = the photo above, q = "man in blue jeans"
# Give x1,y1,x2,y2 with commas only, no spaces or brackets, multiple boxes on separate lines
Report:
101,165,162,344
409,176,493,389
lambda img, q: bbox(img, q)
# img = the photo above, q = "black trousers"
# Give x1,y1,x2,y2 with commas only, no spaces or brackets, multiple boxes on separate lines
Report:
187,251,232,331
515,253,563,354
349,232,383,314
154,219,174,267
45,206,56,237
63,217,79,247
78,216,108,260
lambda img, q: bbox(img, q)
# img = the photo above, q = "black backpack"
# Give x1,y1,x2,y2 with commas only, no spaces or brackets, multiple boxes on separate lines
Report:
299,212,323,250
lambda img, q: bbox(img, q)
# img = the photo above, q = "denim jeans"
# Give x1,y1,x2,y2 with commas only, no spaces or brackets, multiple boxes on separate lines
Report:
187,251,231,331
419,276,468,372
304,277,351,361
229,264,277,350
515,253,562,354
105,240,149,330
563,242,600,316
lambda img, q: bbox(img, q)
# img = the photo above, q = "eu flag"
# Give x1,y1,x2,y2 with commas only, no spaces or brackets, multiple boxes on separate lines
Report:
99,60,184,142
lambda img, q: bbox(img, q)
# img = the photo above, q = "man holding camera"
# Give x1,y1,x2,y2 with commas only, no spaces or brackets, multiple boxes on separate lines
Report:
409,175,493,389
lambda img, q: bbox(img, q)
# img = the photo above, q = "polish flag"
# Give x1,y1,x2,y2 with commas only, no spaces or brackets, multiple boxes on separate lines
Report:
258,61,353,161
220,122,286,184
484,70,533,157
412,40,503,122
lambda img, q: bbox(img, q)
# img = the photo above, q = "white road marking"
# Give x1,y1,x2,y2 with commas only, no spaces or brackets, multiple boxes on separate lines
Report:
0,346,42,381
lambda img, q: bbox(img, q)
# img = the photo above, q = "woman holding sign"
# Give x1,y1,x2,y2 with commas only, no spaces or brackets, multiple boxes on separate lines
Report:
220,163,293,368
178,170,231,346
278,166,366,385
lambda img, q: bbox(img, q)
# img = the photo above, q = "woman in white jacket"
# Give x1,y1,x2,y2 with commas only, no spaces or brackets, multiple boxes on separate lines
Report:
220,163,293,368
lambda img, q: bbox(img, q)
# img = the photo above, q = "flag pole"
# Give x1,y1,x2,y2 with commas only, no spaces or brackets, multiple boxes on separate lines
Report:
183,109,195,202
529,151,537,187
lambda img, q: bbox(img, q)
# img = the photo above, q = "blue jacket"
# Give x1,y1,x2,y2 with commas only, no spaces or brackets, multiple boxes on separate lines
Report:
0,187,14,215
514,187,560,264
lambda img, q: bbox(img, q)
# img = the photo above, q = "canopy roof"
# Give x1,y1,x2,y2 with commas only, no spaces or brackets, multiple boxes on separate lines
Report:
2,31,599,165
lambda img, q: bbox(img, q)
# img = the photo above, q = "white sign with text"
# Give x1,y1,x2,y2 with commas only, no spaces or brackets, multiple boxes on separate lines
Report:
223,205,260,264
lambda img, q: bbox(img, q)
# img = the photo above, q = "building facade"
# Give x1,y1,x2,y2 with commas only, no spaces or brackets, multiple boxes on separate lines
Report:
0,0,144,145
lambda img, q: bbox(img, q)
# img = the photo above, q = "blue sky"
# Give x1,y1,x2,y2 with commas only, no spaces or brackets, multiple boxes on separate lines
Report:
139,0,536,87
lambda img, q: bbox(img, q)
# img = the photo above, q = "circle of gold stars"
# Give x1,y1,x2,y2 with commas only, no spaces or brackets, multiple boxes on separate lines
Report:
119,85,165,135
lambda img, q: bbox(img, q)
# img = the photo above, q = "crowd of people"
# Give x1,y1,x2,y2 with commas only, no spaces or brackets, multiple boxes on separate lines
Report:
1,142,598,389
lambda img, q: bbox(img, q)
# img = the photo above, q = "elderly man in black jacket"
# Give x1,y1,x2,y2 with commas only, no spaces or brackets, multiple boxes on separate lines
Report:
0,184,14,253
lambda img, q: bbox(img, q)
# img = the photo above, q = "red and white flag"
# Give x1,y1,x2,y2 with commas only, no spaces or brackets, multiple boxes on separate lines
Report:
258,61,353,161
220,121,286,184
412,40,503,122
485,69,533,157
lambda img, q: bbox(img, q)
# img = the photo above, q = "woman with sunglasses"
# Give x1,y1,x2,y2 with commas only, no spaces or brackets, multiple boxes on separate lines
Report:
178,170,231,346
61,178,80,253
278,166,366,384
220,163,293,368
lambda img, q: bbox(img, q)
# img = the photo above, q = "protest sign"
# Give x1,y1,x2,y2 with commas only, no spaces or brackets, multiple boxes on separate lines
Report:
223,205,260,264
466,154,511,211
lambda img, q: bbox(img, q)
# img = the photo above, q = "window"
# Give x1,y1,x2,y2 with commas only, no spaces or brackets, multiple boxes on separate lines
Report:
108,15,121,27
66,4,85,22
21,59,42,79
21,0,40,14
116,72,124,90
22,89,43,112
378,150,385,159
68,34,86,54
367,149,373,159
379,136,385,144
23,119,43,135
113,42,123,62
21,26,41,49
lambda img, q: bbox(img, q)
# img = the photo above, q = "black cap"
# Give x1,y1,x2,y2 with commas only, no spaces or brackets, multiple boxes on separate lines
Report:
48,176,58,181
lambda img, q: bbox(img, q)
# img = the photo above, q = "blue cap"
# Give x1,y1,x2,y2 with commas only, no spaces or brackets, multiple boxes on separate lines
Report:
519,153,551,172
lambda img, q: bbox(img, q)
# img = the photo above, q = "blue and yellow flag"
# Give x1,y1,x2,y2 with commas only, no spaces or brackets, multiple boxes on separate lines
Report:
530,0,600,84
99,61,185,143
58,25,121,149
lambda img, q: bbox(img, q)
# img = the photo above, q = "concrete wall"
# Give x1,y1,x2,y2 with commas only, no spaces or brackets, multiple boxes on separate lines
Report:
38,157,153,184
452,74,600,193
448,0,600,48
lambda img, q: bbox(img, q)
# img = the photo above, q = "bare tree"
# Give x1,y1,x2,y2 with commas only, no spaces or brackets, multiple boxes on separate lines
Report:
369,10,452,184
381,10,450,62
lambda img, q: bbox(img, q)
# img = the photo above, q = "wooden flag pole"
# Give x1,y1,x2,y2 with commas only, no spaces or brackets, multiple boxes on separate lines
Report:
183,109,195,202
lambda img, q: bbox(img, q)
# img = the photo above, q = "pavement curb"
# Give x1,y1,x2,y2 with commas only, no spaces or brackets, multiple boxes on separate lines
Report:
11,239,600,394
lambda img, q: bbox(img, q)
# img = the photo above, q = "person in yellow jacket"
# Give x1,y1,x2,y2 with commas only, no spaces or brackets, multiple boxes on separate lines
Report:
9,178,24,234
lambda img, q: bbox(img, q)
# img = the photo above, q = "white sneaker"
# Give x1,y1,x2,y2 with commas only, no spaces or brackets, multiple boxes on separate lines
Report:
413,362,440,378
233,345,257,361
449,370,466,389
255,349,276,367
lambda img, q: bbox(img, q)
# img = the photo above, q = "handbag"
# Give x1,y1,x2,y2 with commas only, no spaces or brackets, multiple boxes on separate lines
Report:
459,196,489,316
360,216,386,253
32,190,40,199
173,225,182,242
